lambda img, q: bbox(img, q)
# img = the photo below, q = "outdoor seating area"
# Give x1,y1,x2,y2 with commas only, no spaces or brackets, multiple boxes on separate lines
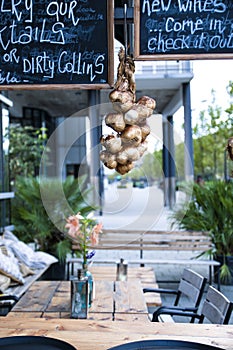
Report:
0,265,233,349
68,229,221,289
0,234,233,349
0,230,58,316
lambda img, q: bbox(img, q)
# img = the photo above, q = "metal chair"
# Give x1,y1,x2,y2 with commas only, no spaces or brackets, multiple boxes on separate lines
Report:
151,285,233,324
143,268,207,322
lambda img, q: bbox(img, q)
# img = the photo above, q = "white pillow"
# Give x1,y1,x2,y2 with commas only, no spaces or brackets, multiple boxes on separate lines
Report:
0,248,24,284
4,240,58,269
3,230,19,242
33,251,58,265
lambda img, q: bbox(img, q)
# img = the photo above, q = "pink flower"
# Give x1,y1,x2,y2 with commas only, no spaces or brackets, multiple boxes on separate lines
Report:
65,213,83,238
91,223,103,245
65,212,103,265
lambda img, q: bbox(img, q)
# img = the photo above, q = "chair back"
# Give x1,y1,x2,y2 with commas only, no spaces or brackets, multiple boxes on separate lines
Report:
199,286,233,324
175,268,207,308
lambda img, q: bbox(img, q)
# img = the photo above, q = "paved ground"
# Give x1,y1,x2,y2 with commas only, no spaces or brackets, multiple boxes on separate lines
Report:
96,181,233,324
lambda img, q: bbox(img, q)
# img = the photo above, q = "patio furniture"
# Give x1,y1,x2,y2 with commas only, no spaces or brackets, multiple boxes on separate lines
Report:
1,317,233,350
8,279,149,322
68,229,220,289
107,339,225,350
151,285,233,325
143,268,207,323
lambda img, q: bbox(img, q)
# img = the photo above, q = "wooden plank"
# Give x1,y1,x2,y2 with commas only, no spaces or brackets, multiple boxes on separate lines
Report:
87,313,113,321
4,266,51,299
0,317,233,350
9,279,152,321
102,229,210,236
89,280,114,314
12,281,59,312
141,283,162,307
89,259,220,266
42,312,113,321
114,313,149,322
44,281,70,313
114,281,147,314
89,266,156,283
6,311,43,318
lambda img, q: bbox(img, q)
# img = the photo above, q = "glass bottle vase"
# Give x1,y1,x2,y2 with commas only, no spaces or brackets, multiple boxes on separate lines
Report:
82,263,93,307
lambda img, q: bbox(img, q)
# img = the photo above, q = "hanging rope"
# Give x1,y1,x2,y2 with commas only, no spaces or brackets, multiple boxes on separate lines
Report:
123,1,128,60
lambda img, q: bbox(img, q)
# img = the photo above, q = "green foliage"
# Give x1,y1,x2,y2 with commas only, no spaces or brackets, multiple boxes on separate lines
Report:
12,175,96,261
225,81,233,120
193,86,233,179
129,150,163,181
6,125,48,181
171,181,233,282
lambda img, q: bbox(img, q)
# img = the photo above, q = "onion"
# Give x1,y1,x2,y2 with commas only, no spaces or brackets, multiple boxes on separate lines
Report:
100,134,122,154
105,112,126,132
121,125,142,146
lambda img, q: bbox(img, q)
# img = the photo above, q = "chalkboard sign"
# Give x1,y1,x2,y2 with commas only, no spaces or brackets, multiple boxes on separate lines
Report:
0,0,114,88
134,0,233,60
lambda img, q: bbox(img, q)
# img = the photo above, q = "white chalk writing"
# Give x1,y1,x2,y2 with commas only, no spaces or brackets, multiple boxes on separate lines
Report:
0,0,108,84
140,0,233,56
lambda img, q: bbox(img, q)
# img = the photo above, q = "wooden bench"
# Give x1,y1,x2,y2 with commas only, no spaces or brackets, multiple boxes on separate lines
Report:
0,265,52,316
68,230,221,289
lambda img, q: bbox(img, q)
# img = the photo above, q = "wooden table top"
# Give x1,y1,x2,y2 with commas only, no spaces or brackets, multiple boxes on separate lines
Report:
90,265,162,307
1,317,232,350
88,266,155,283
10,280,150,322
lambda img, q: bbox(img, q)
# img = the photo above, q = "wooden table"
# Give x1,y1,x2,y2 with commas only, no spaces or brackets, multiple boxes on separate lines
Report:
89,265,162,307
1,317,232,350
9,280,150,322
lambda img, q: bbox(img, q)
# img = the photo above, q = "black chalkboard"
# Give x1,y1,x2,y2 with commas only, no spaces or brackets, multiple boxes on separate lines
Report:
134,0,233,60
0,0,114,88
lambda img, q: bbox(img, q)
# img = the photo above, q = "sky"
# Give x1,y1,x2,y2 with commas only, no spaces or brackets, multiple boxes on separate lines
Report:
170,58,233,145
175,59,233,129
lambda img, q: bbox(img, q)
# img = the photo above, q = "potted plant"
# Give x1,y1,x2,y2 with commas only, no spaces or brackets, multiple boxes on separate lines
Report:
171,180,233,284
11,175,97,279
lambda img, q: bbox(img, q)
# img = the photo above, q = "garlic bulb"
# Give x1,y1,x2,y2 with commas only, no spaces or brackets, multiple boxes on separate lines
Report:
137,96,156,110
121,125,142,146
124,108,139,125
100,48,156,175
117,146,140,164
109,90,134,113
137,141,148,156
139,123,151,141
99,150,117,169
100,134,122,154
105,112,126,132
116,162,134,175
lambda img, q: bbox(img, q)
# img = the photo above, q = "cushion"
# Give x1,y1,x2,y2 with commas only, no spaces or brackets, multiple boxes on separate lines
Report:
19,263,35,277
4,240,58,269
3,230,19,242
0,273,11,292
0,248,24,284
